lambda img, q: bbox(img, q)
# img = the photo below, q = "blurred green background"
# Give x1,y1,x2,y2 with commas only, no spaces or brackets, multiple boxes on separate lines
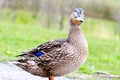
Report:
0,0,120,76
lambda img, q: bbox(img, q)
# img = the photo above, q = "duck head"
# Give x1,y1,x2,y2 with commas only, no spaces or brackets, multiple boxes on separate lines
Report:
70,8,84,25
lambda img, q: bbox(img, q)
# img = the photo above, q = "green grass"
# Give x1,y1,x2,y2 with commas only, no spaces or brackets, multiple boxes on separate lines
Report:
79,37,120,75
0,21,66,61
0,17,120,76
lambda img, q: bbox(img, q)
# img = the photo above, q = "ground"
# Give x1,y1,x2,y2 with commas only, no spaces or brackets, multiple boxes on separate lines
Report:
0,62,75,80
0,62,119,80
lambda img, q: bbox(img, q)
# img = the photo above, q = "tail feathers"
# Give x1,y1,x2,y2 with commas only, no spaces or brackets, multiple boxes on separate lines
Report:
9,60,23,65
10,60,29,69
9,60,20,64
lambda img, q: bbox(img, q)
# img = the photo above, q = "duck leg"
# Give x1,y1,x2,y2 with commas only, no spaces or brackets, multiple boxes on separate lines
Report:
49,75,54,80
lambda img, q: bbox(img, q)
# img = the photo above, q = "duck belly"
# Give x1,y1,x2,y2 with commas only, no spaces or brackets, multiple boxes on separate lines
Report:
53,51,88,76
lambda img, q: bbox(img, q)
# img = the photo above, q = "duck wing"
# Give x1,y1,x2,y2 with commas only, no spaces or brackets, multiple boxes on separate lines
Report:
16,39,69,71
37,39,67,53
17,39,67,58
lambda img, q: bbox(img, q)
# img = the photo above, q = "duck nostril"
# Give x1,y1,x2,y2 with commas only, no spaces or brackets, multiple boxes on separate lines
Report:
80,21,83,22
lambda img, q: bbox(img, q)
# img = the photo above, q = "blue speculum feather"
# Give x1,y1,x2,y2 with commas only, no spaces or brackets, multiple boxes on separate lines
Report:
34,52,44,57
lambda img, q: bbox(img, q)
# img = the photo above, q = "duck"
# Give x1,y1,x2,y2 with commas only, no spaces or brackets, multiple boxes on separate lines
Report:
15,8,88,80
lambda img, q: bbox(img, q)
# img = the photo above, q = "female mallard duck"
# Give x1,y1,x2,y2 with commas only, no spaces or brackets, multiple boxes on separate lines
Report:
15,8,88,80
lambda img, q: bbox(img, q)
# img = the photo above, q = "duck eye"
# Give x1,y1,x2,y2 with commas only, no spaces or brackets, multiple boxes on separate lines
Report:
75,16,77,18
74,10,77,12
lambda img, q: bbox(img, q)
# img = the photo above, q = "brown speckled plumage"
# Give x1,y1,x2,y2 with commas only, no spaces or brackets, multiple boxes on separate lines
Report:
15,8,88,78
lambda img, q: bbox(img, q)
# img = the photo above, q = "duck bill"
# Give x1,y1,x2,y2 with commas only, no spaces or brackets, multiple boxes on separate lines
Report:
76,16,84,23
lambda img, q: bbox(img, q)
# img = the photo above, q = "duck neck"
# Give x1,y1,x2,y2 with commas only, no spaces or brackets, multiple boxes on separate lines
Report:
68,23,82,45
68,22,88,48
